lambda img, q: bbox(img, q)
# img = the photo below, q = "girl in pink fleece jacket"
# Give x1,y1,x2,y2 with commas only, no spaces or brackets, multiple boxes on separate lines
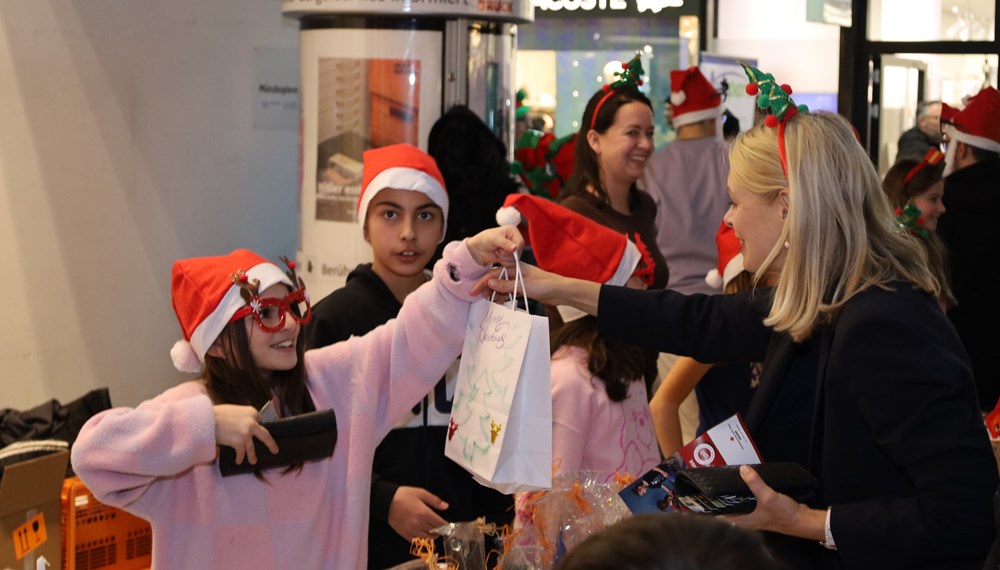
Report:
71,227,521,570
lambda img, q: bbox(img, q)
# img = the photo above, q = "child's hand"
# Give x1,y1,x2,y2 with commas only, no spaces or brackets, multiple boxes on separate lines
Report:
466,225,523,268
387,486,449,540
213,404,280,465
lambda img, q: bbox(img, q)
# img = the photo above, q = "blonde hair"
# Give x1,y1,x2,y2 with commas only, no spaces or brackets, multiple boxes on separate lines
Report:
729,111,939,341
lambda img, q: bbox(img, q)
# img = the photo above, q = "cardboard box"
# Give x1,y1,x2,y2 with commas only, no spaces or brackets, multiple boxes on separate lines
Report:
0,450,69,570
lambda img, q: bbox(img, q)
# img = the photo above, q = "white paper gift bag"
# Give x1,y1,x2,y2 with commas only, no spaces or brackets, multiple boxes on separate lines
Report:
445,260,552,494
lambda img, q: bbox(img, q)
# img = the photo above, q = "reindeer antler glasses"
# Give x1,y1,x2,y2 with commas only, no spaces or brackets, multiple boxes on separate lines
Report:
228,256,312,333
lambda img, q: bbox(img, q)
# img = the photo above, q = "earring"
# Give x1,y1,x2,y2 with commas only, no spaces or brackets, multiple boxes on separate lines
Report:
783,241,790,249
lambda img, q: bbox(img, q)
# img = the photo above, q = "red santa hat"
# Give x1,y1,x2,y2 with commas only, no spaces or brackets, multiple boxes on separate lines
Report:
169,249,293,373
942,86,1000,154
669,67,723,128
357,144,449,241
705,221,745,290
496,194,645,322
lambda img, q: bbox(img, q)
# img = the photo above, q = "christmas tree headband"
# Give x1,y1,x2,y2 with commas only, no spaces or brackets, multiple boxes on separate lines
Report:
591,53,646,130
894,202,930,240
903,148,944,185
740,62,809,178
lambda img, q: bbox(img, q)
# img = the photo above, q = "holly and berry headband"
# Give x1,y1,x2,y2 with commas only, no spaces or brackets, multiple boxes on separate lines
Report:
903,148,945,185
591,53,646,130
740,62,809,178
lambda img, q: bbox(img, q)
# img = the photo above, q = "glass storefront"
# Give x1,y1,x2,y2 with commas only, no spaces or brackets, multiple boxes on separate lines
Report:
514,1,701,146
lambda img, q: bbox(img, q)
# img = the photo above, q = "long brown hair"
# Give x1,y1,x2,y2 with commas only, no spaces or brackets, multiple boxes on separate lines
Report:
203,321,314,416
550,316,645,402
562,86,653,207
203,318,315,477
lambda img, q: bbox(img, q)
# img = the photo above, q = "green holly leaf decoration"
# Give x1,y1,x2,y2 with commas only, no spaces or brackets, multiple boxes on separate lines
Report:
894,202,930,240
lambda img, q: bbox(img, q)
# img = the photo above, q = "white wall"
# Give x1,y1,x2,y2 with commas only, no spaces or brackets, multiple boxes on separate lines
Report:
713,0,841,94
0,0,299,410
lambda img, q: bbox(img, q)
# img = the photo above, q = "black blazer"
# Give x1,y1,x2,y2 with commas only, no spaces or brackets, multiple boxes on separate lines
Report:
599,283,998,570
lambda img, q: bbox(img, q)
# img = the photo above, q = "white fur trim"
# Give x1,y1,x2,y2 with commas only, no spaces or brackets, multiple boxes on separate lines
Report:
358,167,449,242
496,206,522,227
672,104,723,128
171,340,203,373
557,305,590,323
722,253,745,289
943,124,1000,154
187,262,292,363
705,269,723,289
608,240,641,287
670,90,687,106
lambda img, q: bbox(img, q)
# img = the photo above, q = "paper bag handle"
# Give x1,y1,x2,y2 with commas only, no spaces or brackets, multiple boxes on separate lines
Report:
488,251,529,313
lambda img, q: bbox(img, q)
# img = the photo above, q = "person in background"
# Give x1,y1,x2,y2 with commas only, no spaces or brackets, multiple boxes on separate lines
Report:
557,54,667,394
72,224,522,569
427,106,521,267
641,66,731,436
555,513,782,570
936,86,1000,411
649,221,759,457
881,148,956,312
896,100,943,162
483,65,997,569
306,144,513,569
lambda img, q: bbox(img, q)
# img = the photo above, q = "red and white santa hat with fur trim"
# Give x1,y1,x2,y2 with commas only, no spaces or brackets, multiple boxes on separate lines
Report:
705,220,745,290
669,67,723,128
942,86,1000,154
496,193,642,322
170,249,293,373
357,143,449,241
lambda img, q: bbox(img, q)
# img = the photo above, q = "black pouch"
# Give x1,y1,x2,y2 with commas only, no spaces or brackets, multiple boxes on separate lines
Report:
218,409,337,477
674,462,818,515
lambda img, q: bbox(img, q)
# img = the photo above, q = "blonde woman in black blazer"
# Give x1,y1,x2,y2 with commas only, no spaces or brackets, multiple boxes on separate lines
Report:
482,111,997,570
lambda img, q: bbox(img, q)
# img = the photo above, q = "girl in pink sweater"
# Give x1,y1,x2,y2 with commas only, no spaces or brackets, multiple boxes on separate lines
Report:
71,226,521,569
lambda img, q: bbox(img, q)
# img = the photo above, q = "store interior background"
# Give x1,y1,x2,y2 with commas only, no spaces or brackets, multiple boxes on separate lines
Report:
0,0,995,410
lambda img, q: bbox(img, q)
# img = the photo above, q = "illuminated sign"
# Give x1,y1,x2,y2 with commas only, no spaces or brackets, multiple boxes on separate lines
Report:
532,0,681,12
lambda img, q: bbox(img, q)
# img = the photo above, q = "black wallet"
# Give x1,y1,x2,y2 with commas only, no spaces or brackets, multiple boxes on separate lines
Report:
218,409,338,477
674,462,818,515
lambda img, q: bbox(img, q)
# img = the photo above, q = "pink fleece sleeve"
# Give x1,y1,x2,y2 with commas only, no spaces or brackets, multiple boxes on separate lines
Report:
305,239,490,441
70,383,218,517
550,356,594,475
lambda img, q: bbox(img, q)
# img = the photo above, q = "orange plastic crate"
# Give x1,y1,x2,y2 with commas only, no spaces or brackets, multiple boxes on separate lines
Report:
61,477,152,570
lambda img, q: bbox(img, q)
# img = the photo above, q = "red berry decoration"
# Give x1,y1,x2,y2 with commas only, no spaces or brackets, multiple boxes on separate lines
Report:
239,274,248,283
637,79,644,86
895,207,903,216
781,84,793,95
917,217,925,226
765,114,779,128
287,260,296,269
785,106,798,120
746,84,759,96
622,62,629,69
602,84,611,93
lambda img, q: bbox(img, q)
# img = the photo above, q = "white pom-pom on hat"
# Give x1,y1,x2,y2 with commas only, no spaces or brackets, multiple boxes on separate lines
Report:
496,206,523,227
171,340,203,373
705,269,723,289
670,90,687,106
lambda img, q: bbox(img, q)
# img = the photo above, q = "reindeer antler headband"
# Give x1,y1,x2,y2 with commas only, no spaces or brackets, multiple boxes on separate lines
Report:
591,53,646,130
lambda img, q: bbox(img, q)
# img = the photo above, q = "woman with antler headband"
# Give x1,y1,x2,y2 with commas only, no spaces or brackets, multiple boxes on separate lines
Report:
882,149,956,311
556,54,668,394
70,226,524,569
482,64,997,569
